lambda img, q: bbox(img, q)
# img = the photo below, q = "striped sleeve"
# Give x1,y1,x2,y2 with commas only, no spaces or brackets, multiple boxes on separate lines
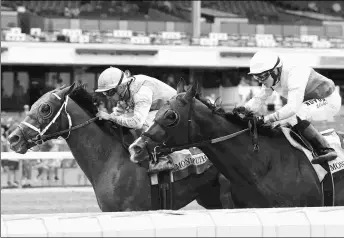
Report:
111,86,153,129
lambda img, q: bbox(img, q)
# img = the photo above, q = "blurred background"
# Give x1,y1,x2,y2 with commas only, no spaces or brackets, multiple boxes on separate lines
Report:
1,0,344,191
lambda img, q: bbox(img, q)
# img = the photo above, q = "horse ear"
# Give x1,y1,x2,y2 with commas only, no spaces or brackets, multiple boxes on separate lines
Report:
124,70,131,78
176,77,185,94
62,82,76,98
58,84,67,90
183,79,198,101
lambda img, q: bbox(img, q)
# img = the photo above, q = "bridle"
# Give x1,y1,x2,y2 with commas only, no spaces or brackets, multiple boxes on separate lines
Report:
142,98,194,162
142,97,252,162
17,93,98,146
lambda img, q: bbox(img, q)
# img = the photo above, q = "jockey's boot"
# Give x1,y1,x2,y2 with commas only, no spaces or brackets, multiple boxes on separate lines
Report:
293,120,337,164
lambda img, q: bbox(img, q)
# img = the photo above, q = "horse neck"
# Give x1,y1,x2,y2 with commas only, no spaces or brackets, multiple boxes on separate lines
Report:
64,99,128,184
194,111,265,183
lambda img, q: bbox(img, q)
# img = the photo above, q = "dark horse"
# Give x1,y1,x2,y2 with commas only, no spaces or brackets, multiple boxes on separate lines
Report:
8,83,234,211
129,81,344,207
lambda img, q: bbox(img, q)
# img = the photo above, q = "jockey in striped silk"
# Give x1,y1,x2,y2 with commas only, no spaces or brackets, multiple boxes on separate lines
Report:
95,67,176,133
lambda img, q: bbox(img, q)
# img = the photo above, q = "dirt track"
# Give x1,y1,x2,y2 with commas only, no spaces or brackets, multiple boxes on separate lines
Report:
1,187,203,215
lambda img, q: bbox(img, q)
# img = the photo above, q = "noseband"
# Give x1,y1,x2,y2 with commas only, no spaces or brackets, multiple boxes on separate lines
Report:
18,93,97,145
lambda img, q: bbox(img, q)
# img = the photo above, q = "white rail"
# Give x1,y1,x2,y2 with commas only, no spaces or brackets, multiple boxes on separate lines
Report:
1,152,74,161
1,207,344,237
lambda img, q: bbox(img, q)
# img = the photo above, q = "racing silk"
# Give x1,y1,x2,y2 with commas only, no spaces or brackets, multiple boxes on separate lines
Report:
111,74,176,129
245,64,336,122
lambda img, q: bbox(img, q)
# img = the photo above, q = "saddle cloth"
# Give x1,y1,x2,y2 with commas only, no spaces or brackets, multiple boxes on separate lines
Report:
281,127,344,182
150,147,213,185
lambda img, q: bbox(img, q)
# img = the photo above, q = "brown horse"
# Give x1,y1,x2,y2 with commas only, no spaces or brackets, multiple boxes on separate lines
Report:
129,81,344,208
8,83,234,211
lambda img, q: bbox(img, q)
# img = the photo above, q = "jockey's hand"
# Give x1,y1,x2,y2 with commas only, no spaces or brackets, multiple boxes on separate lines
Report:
255,115,265,126
234,106,247,114
96,111,111,120
117,101,127,109
98,104,107,113
112,106,125,116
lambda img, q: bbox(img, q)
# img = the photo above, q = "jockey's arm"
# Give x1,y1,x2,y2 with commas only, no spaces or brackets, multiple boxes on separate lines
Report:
244,85,273,113
110,86,153,129
112,101,127,116
264,67,309,123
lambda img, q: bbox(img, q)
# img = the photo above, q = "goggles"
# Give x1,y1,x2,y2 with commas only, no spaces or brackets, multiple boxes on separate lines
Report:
102,88,118,97
252,71,270,83
251,57,281,83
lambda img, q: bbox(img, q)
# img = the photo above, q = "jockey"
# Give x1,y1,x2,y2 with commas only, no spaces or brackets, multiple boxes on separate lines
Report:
95,67,176,133
244,50,341,164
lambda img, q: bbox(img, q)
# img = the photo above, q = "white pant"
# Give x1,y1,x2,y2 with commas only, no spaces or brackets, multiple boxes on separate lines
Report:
276,90,342,127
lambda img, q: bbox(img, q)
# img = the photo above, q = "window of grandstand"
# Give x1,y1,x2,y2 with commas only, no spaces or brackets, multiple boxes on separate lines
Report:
45,72,71,89
1,71,29,111
74,71,96,92
194,69,221,88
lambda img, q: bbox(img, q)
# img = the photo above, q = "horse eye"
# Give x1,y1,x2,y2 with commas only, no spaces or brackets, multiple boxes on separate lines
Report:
166,111,177,121
40,104,51,114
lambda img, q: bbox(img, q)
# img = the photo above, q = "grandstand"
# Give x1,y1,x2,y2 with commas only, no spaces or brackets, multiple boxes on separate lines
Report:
1,0,343,47
1,1,344,112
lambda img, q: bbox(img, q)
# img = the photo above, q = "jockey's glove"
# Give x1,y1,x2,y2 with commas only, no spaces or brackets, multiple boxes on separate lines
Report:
256,115,265,126
235,106,246,114
112,106,125,116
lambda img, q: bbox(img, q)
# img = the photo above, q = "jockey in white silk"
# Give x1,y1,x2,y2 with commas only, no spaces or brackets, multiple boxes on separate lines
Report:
95,67,176,132
244,50,341,164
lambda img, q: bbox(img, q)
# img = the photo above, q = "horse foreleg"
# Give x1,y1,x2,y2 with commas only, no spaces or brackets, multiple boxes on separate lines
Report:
195,173,234,209
218,173,235,209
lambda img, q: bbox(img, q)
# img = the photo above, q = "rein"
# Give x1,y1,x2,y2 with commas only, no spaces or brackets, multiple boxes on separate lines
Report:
155,128,250,155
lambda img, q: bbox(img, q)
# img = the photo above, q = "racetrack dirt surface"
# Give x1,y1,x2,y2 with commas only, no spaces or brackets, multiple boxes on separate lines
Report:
1,187,203,215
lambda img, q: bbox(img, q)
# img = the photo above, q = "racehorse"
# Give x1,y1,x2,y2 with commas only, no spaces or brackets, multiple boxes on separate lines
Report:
8,82,233,211
129,81,344,207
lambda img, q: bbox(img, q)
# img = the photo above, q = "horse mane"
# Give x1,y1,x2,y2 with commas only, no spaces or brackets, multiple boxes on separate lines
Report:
195,95,283,137
68,84,132,137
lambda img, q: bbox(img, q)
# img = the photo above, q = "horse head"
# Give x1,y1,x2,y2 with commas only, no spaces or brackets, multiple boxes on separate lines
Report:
129,79,211,163
8,83,76,154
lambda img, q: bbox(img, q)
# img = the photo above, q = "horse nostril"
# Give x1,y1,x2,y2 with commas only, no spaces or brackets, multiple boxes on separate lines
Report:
133,145,142,154
9,134,20,144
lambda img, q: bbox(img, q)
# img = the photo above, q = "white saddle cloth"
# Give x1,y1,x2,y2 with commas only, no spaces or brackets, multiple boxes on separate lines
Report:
281,127,344,182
